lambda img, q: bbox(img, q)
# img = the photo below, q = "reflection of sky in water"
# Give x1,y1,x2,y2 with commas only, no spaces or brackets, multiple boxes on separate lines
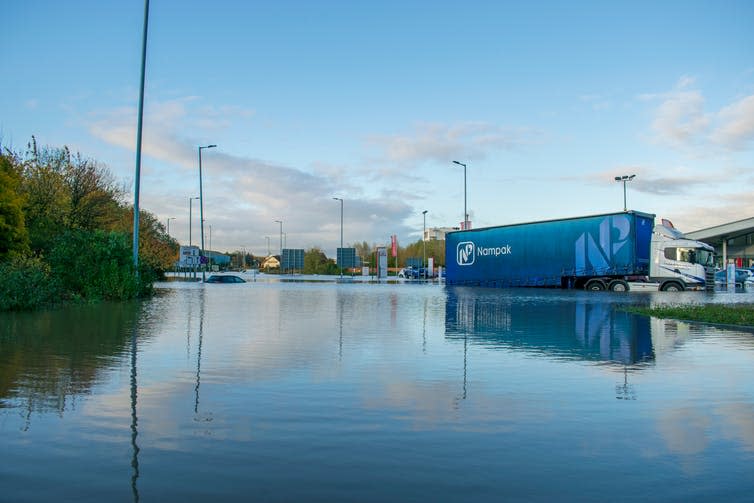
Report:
1,283,754,501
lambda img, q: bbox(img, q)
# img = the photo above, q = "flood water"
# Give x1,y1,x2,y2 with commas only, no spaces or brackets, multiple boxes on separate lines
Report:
2,276,754,502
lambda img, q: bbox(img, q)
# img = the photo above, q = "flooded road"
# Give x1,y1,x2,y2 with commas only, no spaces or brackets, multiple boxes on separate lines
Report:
2,279,753,501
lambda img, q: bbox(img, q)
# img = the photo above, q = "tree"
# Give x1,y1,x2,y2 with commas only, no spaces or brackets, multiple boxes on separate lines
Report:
304,247,338,274
0,153,29,259
113,208,179,275
400,239,445,267
64,152,123,231
18,141,71,254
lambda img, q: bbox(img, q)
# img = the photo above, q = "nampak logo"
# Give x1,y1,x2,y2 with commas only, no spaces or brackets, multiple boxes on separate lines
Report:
457,241,475,266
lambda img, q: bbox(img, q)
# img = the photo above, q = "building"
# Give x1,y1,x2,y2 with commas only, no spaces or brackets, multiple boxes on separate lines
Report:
685,216,754,268
423,226,459,242
261,255,280,270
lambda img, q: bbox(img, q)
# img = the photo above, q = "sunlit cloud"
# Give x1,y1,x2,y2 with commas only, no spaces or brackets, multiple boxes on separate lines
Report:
711,94,754,150
366,121,542,167
644,77,754,152
86,97,414,253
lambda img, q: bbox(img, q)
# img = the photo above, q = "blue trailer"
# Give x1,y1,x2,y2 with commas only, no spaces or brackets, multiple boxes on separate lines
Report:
444,211,715,291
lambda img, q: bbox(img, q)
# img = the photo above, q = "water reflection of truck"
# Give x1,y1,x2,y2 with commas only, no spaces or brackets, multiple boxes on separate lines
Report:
445,287,654,365
445,211,715,292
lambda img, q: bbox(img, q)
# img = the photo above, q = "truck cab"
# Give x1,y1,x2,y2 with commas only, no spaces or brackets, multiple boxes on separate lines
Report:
649,222,715,291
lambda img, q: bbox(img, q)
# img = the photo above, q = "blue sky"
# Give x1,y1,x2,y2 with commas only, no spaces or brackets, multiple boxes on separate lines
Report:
2,1,753,256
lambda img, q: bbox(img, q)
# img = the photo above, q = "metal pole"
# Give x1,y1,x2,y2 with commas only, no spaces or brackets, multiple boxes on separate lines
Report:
614,174,635,212
209,224,212,269
198,145,216,281
189,197,199,246
422,210,427,279
132,0,150,270
198,147,203,278
275,221,283,271
333,197,343,278
453,161,467,229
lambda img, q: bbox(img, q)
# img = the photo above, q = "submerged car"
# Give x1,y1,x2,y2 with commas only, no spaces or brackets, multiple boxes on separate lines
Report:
205,274,246,284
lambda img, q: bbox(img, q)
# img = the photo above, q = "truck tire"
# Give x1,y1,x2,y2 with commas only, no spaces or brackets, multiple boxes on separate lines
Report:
661,281,684,292
585,279,606,291
608,280,629,292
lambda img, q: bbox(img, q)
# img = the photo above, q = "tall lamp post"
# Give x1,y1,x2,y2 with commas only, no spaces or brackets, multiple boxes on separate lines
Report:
275,220,283,265
166,217,176,236
452,160,468,229
614,174,636,212
422,210,428,279
198,144,216,281
208,224,212,269
132,0,150,270
333,197,343,278
188,197,200,246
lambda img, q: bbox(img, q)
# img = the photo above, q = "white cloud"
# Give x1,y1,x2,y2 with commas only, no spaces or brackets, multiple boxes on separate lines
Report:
87,98,415,254
710,94,754,150
650,89,710,148
646,77,754,152
366,121,541,166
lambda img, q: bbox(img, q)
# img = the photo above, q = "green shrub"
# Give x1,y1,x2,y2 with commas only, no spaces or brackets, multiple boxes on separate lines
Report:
0,256,61,310
49,229,142,301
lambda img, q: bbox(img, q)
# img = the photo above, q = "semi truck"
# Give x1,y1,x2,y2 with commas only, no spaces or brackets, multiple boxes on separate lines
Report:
444,211,715,292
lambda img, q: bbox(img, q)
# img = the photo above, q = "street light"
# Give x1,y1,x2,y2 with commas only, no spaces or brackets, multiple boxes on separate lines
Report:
274,219,283,256
422,210,428,279
132,0,150,270
333,197,343,278
452,160,468,229
166,217,176,236
208,224,212,269
198,144,216,281
188,197,200,246
614,174,636,212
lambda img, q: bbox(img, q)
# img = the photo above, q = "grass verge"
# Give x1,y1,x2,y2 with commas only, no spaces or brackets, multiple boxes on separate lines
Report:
624,304,754,327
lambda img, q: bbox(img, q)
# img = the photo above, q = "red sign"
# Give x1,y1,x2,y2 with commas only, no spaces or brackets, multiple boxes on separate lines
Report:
391,235,397,257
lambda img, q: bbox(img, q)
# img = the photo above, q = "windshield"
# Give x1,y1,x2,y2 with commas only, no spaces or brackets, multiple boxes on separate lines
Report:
679,248,715,266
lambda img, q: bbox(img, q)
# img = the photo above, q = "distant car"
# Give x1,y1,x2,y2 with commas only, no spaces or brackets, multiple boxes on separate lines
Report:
398,267,432,279
205,274,246,284
397,268,413,278
714,269,754,287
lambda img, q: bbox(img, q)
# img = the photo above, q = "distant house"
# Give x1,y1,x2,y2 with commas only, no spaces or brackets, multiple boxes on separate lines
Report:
262,255,280,270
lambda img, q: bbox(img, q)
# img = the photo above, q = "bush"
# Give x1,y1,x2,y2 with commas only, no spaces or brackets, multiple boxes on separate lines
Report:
0,256,61,310
48,229,143,301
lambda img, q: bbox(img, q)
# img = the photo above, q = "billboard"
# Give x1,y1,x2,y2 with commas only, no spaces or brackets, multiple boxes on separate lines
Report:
281,248,305,271
337,247,357,269
179,246,200,268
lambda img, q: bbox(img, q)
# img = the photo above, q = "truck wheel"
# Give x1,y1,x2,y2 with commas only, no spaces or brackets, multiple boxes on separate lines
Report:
585,280,606,291
661,282,684,292
608,280,629,292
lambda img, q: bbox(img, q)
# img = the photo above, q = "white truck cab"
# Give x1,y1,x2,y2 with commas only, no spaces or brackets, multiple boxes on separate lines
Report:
648,221,715,291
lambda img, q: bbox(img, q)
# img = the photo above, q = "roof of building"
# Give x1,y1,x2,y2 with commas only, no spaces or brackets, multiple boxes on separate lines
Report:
685,216,754,243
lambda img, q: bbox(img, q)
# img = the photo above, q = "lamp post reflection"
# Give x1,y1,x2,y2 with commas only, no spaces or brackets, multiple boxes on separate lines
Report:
338,293,344,361
615,366,636,400
129,328,140,502
422,296,428,354
194,289,206,416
